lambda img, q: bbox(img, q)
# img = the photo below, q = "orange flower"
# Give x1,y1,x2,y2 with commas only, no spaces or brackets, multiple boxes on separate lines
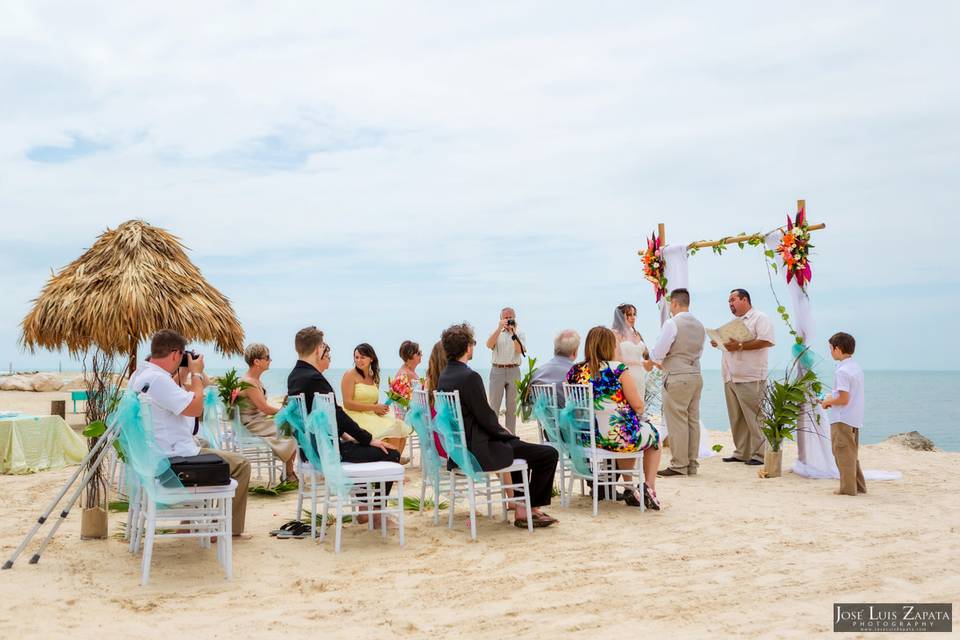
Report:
782,233,796,247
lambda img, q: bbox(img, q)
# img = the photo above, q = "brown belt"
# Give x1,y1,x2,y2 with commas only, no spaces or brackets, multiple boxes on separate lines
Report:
492,364,519,368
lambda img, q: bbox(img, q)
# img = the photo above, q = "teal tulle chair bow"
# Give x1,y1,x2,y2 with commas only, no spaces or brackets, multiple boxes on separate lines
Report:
792,342,816,371
305,398,352,498
111,390,187,504
556,400,593,476
275,397,323,471
405,402,441,480
199,387,223,449
433,401,482,480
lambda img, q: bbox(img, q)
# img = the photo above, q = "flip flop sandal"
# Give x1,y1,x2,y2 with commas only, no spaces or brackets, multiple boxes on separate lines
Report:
269,520,302,537
514,517,554,529
276,521,313,539
533,512,559,524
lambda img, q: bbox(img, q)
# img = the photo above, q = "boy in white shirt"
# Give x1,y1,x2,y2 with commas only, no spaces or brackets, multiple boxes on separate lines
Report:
820,332,866,496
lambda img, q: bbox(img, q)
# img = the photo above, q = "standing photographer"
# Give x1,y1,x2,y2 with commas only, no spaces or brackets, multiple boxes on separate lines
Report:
485,307,527,434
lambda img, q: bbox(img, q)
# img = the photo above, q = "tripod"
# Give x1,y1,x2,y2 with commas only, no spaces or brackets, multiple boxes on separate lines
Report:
2,414,122,570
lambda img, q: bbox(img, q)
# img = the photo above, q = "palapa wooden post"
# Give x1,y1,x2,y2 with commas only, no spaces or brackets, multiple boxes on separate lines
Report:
658,222,665,245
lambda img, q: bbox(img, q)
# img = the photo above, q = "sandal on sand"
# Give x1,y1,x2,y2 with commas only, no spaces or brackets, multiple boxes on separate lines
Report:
643,483,661,511
270,520,302,537
623,488,643,508
533,511,558,524
514,516,555,529
276,522,312,539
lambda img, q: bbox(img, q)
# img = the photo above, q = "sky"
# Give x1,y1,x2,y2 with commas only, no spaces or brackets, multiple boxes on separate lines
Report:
1,1,958,375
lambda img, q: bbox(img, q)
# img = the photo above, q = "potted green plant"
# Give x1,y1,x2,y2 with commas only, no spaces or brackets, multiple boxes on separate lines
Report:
759,365,821,478
514,357,538,422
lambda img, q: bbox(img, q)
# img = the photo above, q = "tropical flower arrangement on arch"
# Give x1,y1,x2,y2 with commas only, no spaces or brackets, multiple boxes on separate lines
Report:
641,231,668,302
775,202,813,290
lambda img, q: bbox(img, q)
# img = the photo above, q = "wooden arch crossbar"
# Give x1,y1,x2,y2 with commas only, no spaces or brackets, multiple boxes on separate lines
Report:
645,199,825,251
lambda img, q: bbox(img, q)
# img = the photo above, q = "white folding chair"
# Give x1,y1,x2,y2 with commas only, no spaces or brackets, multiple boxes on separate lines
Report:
219,405,284,486
562,383,645,516
127,398,237,585
433,390,533,540
529,384,569,508
411,389,452,525
305,393,406,553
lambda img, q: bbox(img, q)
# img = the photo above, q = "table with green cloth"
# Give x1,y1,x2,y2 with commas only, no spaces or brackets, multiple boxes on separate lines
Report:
0,414,87,474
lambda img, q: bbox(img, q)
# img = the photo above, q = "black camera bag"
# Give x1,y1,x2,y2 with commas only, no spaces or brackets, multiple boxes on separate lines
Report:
166,453,231,486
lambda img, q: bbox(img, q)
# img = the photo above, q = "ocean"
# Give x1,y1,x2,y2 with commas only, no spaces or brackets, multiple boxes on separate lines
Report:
239,366,960,452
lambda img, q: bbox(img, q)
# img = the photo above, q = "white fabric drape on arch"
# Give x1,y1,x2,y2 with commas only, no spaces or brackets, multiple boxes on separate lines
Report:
763,231,900,481
657,245,714,458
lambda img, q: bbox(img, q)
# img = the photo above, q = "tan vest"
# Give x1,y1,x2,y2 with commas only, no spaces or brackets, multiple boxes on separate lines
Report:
662,312,705,377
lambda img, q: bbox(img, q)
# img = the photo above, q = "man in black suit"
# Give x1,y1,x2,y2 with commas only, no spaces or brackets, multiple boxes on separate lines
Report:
286,326,399,480
437,322,558,528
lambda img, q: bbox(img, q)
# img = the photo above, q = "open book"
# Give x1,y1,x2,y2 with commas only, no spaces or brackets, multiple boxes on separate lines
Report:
706,318,755,351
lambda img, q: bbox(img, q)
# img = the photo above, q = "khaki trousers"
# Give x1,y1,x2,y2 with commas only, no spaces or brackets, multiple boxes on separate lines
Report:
488,366,521,433
724,381,767,462
200,448,251,535
664,374,703,474
830,422,866,496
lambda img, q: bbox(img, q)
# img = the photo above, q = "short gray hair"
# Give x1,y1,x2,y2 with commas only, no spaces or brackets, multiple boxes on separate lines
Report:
554,330,580,358
244,342,270,366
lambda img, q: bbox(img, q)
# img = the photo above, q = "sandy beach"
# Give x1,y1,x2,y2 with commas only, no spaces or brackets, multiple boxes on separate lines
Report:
1,390,957,639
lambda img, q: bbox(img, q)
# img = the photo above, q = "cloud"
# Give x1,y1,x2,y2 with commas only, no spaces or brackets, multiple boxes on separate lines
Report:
0,2,958,372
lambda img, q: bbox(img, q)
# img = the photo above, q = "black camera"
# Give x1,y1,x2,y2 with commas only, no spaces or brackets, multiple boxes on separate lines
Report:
506,319,516,327
179,350,200,368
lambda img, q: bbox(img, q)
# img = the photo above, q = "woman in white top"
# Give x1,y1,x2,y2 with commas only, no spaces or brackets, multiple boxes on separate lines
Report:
612,303,649,399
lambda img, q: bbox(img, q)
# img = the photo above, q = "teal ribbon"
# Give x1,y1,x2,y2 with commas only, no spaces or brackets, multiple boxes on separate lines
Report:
305,406,352,498
433,402,482,479
200,387,222,449
792,342,816,371
557,401,592,476
111,390,188,505
275,399,323,471
405,403,441,479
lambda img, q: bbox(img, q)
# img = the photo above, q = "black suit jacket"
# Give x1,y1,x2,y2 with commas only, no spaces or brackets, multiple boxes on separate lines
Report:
437,360,518,471
287,360,372,447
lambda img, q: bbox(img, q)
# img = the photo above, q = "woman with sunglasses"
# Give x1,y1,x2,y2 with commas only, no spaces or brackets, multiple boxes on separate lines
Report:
239,342,298,481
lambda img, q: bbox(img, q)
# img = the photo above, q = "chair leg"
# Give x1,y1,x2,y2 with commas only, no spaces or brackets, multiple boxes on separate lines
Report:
295,472,304,522
310,473,318,540
433,470,441,526
447,472,457,530
484,476,493,518
335,500,343,554
140,499,157,586
521,467,533,533
224,497,233,580
397,476,405,547
319,484,330,543
380,481,387,539
592,464,599,517
419,474,427,513
466,479,478,541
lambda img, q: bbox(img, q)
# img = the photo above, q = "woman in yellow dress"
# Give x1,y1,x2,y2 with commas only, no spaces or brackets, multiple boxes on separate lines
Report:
341,343,412,462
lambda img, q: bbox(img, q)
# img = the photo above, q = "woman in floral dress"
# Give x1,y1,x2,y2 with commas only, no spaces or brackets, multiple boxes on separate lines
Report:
566,326,663,509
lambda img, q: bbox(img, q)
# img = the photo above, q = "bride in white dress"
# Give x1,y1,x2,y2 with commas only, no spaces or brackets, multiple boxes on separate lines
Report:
612,303,650,402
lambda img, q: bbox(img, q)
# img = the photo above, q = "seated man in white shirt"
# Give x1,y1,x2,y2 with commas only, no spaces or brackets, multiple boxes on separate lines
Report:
128,329,251,537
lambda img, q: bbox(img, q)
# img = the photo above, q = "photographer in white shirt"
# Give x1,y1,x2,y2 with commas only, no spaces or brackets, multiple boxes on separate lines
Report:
485,307,527,434
128,329,251,537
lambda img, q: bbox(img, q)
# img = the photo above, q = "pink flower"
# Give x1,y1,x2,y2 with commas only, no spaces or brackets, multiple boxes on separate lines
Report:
230,388,240,404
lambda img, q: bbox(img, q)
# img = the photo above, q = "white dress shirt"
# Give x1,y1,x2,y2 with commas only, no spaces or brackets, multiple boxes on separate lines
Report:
128,360,199,457
829,358,865,429
491,329,526,366
649,312,686,363
721,308,775,383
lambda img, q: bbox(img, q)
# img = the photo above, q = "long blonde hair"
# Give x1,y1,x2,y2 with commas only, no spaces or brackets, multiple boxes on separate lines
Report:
582,326,617,378
425,341,447,408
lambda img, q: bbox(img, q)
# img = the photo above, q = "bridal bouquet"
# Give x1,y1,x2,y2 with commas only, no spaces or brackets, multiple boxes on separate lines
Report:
641,231,668,302
385,375,413,409
777,203,813,289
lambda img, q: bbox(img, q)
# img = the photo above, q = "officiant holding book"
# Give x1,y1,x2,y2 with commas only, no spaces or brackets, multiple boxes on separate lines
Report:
712,289,775,466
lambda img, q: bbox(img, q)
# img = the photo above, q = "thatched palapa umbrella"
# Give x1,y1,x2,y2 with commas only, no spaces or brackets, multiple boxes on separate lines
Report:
21,219,244,374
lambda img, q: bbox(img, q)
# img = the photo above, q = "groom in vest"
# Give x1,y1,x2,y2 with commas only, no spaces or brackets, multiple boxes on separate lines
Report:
649,288,706,476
